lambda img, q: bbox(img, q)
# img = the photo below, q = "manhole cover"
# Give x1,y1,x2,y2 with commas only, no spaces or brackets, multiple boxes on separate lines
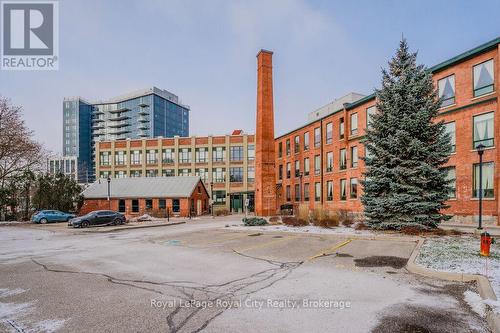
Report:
248,233,262,237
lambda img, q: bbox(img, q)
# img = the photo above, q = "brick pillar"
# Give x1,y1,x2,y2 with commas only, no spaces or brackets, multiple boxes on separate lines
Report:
255,50,276,216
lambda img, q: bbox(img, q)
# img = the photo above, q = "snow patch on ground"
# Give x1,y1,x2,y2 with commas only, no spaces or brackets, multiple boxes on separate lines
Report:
416,236,500,302
464,290,486,317
0,288,66,332
228,224,376,236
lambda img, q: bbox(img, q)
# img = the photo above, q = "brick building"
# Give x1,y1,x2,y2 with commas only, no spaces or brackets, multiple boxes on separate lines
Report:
273,37,500,226
94,132,255,213
80,176,209,218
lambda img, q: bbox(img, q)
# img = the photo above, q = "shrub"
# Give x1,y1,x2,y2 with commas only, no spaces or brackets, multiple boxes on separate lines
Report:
339,209,355,227
243,217,268,226
310,206,339,228
214,208,229,216
268,216,280,223
297,204,310,222
282,216,309,227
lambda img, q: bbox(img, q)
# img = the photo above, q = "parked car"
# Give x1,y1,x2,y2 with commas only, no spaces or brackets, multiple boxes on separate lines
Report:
32,210,76,224
69,210,126,228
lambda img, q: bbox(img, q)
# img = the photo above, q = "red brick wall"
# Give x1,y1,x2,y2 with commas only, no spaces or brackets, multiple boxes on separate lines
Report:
275,46,499,225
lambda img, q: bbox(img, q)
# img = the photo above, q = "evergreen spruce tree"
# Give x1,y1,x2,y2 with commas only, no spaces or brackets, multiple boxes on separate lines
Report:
361,39,453,230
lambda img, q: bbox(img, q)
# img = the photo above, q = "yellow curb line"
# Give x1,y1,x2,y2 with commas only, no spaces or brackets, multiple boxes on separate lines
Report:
309,238,353,261
237,235,299,252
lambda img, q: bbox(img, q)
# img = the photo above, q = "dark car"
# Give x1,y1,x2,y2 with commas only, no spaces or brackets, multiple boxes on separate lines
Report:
69,210,126,228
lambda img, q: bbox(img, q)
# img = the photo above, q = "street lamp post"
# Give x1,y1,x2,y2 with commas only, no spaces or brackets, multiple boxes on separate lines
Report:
476,144,485,230
107,176,111,210
210,182,214,218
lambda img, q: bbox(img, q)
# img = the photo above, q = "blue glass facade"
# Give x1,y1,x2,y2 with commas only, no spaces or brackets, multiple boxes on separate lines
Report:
64,88,189,183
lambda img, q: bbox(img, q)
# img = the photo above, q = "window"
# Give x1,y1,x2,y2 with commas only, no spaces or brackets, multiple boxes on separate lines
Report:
473,59,494,97
340,148,347,170
247,166,255,182
118,199,125,213
304,132,310,150
213,168,226,183
229,167,243,182
248,145,255,160
366,106,376,129
286,139,291,156
115,151,126,165
314,155,321,175
146,169,158,177
212,147,225,162
339,118,345,139
172,199,180,213
195,168,209,182
438,75,455,107
314,127,321,147
350,178,358,198
179,148,191,163
159,199,166,210
314,182,321,201
444,167,456,198
230,146,243,161
473,162,494,198
326,181,333,201
295,160,300,177
444,122,456,153
115,171,126,178
278,142,283,158
286,163,291,179
326,152,333,172
351,146,358,168
304,158,310,176
340,179,347,200
195,148,208,163
146,150,157,164
145,199,153,209
214,191,226,204
303,183,310,201
294,136,300,153
162,148,175,164
286,185,291,201
326,122,333,144
179,169,191,177
473,112,494,148
132,199,139,213
131,151,142,165
350,113,358,136
163,169,175,177
279,164,283,180
294,184,300,201
100,152,110,166
130,170,141,177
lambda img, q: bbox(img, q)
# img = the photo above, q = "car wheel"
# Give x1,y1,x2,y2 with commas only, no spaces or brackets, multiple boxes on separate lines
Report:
81,221,90,228
113,218,121,226
40,218,48,224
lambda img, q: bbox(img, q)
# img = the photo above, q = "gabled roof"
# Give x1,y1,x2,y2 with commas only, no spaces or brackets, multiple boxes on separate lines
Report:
82,176,204,199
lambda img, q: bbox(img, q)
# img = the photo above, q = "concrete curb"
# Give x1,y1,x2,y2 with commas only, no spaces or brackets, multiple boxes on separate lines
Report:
407,238,499,333
80,221,186,233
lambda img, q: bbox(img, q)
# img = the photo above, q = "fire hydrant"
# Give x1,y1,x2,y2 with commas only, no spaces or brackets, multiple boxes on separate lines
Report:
480,232,495,257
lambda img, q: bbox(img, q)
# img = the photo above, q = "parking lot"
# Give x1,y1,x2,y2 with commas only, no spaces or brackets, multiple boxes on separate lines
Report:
0,216,490,332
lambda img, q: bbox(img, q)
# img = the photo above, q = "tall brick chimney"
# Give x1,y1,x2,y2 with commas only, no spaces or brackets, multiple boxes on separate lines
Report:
254,50,276,216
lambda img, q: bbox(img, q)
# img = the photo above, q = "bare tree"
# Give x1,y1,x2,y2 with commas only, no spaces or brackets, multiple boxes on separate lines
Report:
0,97,44,219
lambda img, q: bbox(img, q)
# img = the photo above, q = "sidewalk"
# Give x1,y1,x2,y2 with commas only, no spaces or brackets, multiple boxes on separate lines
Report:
441,223,500,236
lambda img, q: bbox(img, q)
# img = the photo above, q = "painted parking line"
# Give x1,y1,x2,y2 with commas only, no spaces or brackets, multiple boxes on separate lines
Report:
308,239,353,261
236,235,299,252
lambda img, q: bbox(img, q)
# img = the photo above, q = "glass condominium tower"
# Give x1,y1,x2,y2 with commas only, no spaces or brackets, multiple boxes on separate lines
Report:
63,87,190,183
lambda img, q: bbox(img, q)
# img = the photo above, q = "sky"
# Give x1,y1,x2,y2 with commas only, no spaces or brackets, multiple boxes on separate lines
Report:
1,0,500,154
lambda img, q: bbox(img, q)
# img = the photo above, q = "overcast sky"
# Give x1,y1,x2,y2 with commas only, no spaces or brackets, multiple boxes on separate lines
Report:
1,0,500,154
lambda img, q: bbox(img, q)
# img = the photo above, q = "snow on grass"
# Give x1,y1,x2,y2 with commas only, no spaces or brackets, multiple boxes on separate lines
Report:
228,224,376,236
416,236,500,311
464,290,486,317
